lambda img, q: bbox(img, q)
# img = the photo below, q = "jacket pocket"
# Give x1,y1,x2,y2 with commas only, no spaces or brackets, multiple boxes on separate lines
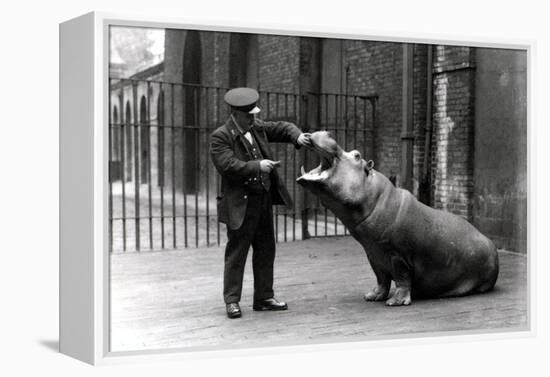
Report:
216,196,228,224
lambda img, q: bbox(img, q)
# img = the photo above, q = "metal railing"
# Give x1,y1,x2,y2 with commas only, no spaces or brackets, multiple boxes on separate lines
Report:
108,78,377,252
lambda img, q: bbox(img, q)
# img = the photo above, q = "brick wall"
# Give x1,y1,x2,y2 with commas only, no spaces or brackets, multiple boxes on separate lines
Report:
258,35,300,93
430,46,475,220
338,41,428,193
342,41,403,177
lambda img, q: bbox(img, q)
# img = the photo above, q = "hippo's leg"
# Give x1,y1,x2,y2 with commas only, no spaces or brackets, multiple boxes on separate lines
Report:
386,256,412,306
364,270,391,302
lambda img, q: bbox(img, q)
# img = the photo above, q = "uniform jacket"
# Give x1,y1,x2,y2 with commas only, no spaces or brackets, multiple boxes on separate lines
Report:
210,117,302,230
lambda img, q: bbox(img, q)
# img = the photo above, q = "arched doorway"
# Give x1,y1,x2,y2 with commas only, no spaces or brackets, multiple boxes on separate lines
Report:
182,30,201,193
112,105,120,161
124,101,133,181
110,105,122,182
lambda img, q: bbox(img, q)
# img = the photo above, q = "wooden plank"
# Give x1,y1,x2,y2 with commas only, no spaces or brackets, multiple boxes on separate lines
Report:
110,237,528,352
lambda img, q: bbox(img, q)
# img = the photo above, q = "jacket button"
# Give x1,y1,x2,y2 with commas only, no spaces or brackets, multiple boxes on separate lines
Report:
244,195,247,199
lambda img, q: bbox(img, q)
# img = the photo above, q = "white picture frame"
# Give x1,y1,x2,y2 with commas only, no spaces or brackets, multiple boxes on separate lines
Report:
59,11,533,365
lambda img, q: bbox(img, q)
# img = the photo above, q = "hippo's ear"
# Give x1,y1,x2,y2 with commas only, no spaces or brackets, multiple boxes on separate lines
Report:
365,160,375,175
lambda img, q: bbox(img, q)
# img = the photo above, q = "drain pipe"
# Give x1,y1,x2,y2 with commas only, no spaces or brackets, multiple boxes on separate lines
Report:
420,45,434,204
400,43,414,192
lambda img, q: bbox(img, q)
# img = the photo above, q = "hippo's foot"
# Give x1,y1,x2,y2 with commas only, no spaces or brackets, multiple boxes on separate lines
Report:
364,286,390,302
385,287,412,306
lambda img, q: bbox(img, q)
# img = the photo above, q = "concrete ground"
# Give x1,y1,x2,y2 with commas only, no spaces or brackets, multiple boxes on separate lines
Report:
110,237,528,353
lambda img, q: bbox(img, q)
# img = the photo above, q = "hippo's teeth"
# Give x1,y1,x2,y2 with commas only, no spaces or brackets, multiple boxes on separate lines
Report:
301,166,306,175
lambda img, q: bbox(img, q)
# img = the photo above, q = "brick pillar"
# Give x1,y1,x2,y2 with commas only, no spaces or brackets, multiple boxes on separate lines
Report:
431,46,475,220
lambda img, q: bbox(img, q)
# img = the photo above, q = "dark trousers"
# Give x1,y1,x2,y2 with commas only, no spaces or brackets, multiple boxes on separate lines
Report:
223,191,276,304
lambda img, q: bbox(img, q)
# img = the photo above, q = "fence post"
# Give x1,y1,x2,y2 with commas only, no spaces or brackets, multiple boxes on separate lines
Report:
132,81,141,251
300,93,310,240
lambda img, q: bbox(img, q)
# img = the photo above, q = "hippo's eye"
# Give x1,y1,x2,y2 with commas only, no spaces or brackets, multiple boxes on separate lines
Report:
352,151,361,160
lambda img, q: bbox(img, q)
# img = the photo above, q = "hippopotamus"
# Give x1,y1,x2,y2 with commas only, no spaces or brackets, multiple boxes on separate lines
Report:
297,131,499,306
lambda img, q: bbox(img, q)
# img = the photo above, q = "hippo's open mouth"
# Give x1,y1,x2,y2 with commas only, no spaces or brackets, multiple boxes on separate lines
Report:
297,141,337,182
299,156,332,181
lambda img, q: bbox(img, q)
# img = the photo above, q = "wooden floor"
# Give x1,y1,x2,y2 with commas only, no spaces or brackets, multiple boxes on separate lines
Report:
110,237,528,353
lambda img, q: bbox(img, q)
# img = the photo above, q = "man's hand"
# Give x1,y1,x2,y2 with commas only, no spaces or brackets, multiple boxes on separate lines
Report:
297,132,312,147
260,160,281,173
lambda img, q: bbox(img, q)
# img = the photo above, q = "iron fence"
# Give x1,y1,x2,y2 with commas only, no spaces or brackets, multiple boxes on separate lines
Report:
108,78,377,252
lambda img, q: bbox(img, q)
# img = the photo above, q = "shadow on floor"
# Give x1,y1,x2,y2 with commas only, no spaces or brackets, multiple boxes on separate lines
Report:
38,339,59,353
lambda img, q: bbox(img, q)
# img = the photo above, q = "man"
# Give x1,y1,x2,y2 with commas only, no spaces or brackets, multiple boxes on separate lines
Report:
210,87,311,319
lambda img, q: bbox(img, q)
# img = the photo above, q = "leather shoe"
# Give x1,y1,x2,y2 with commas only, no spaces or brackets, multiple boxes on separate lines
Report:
253,297,288,311
226,303,241,319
